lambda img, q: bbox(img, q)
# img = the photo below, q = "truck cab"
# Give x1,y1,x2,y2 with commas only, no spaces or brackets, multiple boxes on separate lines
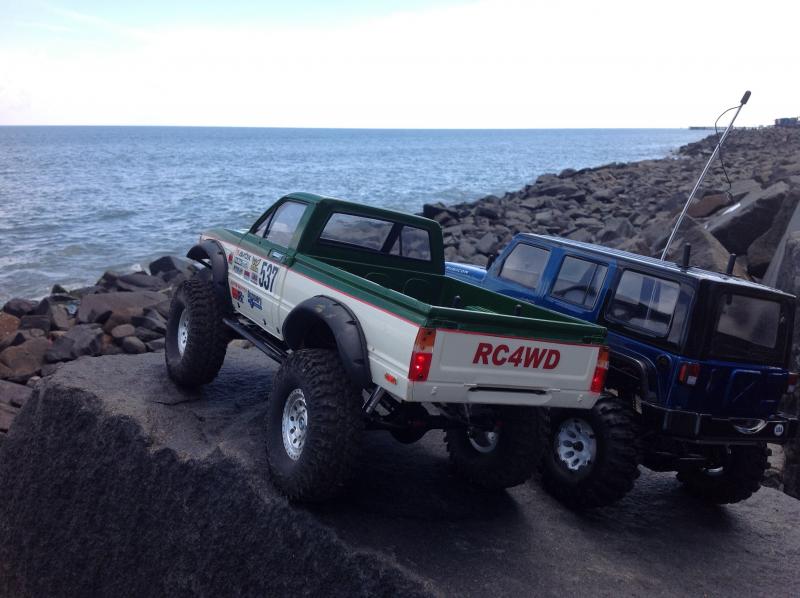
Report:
447,233,798,506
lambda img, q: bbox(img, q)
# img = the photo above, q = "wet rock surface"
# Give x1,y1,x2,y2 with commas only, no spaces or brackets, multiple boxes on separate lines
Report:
2,349,799,597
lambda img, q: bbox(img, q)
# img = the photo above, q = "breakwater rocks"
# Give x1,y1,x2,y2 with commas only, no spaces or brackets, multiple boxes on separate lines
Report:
427,126,800,280
3,349,800,597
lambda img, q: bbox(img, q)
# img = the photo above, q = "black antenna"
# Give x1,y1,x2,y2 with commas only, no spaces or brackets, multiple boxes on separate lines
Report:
681,244,691,269
725,254,736,275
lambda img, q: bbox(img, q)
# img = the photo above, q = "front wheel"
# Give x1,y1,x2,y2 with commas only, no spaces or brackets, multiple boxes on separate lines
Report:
445,406,546,490
676,445,768,504
265,349,363,501
538,395,641,509
165,278,228,387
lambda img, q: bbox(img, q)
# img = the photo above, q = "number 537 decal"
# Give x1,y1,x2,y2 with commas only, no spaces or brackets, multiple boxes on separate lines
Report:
259,262,281,294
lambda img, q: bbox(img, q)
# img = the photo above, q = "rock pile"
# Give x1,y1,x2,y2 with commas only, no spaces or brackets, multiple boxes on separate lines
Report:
427,126,800,279
0,256,194,394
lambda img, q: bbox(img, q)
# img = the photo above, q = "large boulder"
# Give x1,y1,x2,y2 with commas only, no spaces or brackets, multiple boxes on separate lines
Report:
0,338,50,383
1,349,800,596
115,272,170,293
747,191,800,278
0,380,32,435
665,217,748,277
76,291,167,327
707,181,791,254
1,299,38,319
0,313,20,345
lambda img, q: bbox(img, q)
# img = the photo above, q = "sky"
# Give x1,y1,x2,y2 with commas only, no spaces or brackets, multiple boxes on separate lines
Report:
0,0,798,128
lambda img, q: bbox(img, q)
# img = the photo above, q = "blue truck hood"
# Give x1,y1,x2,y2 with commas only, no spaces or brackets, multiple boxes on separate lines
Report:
445,261,488,284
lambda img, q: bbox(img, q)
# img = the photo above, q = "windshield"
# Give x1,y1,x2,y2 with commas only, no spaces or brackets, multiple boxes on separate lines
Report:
709,292,788,365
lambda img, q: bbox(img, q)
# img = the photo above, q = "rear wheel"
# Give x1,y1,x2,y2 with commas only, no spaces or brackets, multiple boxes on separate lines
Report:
445,406,546,490
538,395,640,509
165,278,228,387
677,444,768,504
265,349,363,501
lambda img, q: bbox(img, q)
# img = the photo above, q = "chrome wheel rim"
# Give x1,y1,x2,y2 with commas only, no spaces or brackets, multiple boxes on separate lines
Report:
177,308,190,356
282,389,308,460
469,429,499,454
555,418,597,472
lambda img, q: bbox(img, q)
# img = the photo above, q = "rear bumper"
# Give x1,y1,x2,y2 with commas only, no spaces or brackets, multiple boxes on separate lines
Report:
410,381,600,409
640,402,799,445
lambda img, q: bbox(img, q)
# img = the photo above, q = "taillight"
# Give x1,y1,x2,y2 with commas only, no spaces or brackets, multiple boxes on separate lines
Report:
590,347,609,393
408,328,436,382
678,362,700,386
787,372,799,394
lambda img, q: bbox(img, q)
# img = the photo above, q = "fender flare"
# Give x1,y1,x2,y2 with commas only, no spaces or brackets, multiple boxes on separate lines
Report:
283,296,371,389
186,239,233,314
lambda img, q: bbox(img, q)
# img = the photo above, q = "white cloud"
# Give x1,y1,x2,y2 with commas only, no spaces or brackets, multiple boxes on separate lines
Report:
1,0,798,127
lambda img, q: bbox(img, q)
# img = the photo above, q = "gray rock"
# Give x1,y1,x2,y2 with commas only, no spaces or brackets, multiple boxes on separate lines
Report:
148,255,193,277
0,350,431,597
134,327,162,343
121,336,147,354
130,310,166,334
747,191,800,278
77,291,166,326
708,181,790,254
475,232,497,254
0,329,45,353
49,305,73,331
115,272,170,293
457,239,476,258
46,324,104,362
687,193,731,218
111,324,136,340
18,315,51,333
665,217,748,276
32,294,77,317
0,338,50,382
145,338,165,352
2,298,38,318
0,379,33,409
476,205,501,220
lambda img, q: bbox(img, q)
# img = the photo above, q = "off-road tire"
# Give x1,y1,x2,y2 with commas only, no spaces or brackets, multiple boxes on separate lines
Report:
677,444,768,504
445,406,547,490
165,278,228,387
538,395,641,509
265,349,363,502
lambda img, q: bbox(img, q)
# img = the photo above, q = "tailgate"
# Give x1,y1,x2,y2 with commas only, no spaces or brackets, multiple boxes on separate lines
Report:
427,329,601,393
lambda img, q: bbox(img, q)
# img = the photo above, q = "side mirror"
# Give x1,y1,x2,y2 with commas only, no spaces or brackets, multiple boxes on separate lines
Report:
486,253,497,269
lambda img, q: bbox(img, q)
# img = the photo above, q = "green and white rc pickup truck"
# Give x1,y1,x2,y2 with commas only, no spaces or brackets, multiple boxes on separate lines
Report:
165,192,609,501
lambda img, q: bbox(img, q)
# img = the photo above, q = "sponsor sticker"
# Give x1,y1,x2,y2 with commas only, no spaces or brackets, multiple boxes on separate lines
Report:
230,283,244,302
247,290,263,310
250,257,262,273
233,249,252,269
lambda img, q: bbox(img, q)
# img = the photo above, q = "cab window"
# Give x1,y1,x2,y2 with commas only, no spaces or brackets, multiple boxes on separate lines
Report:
498,244,550,290
606,270,680,337
551,256,608,308
260,201,306,247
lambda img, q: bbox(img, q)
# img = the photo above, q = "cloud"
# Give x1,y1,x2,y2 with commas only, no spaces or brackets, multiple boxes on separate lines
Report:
1,0,798,126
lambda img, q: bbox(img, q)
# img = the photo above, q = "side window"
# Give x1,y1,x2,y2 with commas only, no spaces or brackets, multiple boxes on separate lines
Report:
498,244,550,290
263,201,306,247
320,213,394,250
389,226,432,260
551,256,608,308
606,270,680,337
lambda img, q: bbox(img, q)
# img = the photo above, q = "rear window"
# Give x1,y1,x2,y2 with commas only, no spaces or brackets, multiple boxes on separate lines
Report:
710,293,786,363
499,244,550,289
607,270,680,337
319,212,432,260
551,256,608,308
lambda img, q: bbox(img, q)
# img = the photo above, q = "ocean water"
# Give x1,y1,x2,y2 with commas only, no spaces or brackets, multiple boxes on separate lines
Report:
0,126,708,301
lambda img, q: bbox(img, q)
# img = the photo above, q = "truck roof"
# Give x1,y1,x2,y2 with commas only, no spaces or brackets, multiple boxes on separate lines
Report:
283,192,439,231
520,233,795,299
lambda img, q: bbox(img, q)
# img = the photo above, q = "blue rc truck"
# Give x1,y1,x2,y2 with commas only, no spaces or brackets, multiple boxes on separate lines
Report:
447,234,799,508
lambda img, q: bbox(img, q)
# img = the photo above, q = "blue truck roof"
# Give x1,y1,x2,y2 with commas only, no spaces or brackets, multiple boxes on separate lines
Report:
519,233,796,299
